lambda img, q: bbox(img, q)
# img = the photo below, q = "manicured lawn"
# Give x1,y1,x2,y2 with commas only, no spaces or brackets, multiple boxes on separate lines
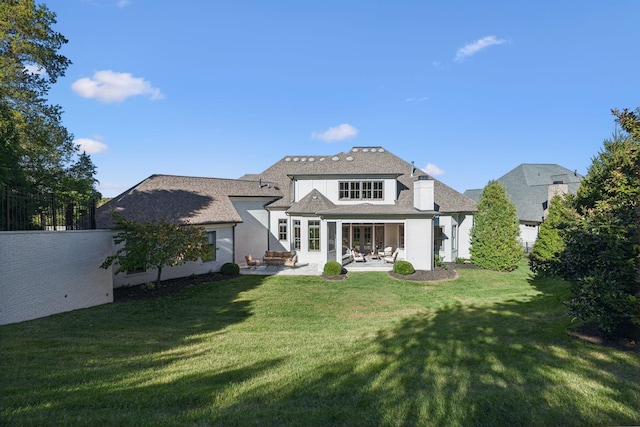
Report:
1,262,639,426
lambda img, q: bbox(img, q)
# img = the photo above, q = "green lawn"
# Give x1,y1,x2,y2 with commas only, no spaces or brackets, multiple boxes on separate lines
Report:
1,262,639,426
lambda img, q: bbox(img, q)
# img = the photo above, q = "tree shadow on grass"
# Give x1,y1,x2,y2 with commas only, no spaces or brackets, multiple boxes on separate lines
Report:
0,274,269,425
3,274,639,426
209,275,640,426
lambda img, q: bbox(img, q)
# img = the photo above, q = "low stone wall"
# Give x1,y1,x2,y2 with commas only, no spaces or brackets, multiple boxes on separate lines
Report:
0,230,114,325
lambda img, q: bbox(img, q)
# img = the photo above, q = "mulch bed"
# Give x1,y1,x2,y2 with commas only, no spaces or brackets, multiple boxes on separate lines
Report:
113,272,239,302
568,322,639,353
387,262,479,282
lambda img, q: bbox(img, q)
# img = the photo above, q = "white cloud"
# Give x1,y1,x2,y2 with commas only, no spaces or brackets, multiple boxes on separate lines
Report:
423,163,445,176
116,0,130,7
405,97,427,103
75,138,108,154
311,123,359,142
455,36,506,62
71,70,164,103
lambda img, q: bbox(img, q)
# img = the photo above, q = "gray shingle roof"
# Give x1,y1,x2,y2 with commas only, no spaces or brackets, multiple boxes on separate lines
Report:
96,174,282,228
464,164,583,223
286,189,336,215
241,146,477,214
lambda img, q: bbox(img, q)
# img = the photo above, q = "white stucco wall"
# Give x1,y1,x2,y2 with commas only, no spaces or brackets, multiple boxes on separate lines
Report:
231,198,273,264
405,218,433,270
112,225,234,288
0,230,114,325
457,214,474,259
520,223,538,252
268,210,291,252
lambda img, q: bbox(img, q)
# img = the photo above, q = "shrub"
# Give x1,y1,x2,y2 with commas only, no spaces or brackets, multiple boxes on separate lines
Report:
323,261,344,276
434,254,447,269
393,260,415,275
220,262,240,275
529,194,572,276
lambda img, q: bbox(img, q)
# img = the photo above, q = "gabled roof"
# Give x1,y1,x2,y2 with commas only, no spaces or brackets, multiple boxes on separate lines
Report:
241,146,477,214
464,164,583,223
96,174,282,228
286,189,335,215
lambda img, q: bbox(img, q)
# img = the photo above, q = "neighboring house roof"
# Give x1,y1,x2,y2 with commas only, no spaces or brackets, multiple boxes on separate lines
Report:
464,164,583,223
96,174,282,228
241,146,477,214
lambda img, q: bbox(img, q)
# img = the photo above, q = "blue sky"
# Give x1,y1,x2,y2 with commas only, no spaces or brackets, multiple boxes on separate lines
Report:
47,0,640,198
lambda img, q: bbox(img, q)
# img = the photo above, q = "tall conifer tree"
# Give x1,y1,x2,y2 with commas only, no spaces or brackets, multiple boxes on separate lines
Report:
470,181,522,271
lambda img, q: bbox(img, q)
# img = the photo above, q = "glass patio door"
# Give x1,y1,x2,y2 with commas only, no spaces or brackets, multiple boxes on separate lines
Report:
352,225,372,253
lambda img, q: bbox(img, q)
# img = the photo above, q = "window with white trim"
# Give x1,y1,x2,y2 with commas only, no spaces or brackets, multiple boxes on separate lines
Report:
202,231,216,262
339,181,383,200
308,220,320,251
278,219,288,241
451,225,458,251
293,220,301,250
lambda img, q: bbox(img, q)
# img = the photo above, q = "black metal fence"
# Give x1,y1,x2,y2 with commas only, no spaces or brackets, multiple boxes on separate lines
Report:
1,185,96,231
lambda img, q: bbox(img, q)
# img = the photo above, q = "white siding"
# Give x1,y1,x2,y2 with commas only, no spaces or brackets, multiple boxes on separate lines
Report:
294,177,397,204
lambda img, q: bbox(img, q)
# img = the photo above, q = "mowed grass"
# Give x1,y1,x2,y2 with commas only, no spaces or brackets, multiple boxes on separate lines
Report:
1,262,639,426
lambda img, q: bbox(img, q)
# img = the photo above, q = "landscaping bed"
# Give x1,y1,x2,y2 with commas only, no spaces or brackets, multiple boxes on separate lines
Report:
114,272,239,302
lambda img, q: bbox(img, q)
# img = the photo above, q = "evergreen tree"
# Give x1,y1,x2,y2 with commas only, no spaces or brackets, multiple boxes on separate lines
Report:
562,108,640,338
529,194,576,275
470,181,522,271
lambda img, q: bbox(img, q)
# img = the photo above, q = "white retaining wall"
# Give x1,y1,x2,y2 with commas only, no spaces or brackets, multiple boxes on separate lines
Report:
0,230,114,325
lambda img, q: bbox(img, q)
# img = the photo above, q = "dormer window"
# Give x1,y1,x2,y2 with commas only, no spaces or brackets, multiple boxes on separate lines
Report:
339,181,383,200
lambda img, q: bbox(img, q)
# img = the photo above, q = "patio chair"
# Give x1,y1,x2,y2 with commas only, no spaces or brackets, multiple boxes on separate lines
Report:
384,248,399,264
378,246,393,257
353,250,366,262
284,254,298,268
245,254,261,269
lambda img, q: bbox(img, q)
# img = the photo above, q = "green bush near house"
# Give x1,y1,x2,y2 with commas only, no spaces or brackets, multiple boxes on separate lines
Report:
393,260,415,275
323,261,344,276
220,262,240,275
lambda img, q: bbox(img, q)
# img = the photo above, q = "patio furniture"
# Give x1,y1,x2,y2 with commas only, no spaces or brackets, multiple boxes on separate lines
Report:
378,246,393,257
245,254,261,269
353,250,366,262
384,248,399,264
284,254,298,268
263,250,293,269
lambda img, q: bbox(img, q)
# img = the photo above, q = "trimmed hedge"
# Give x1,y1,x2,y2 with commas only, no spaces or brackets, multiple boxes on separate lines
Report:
220,262,240,275
393,260,415,275
323,261,344,276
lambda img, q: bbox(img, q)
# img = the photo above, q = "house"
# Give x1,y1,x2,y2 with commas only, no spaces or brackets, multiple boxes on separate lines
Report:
241,146,477,269
97,147,477,285
464,164,583,250
96,175,283,287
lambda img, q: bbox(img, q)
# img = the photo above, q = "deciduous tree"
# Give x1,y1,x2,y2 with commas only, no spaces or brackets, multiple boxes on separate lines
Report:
0,0,98,198
101,214,210,287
